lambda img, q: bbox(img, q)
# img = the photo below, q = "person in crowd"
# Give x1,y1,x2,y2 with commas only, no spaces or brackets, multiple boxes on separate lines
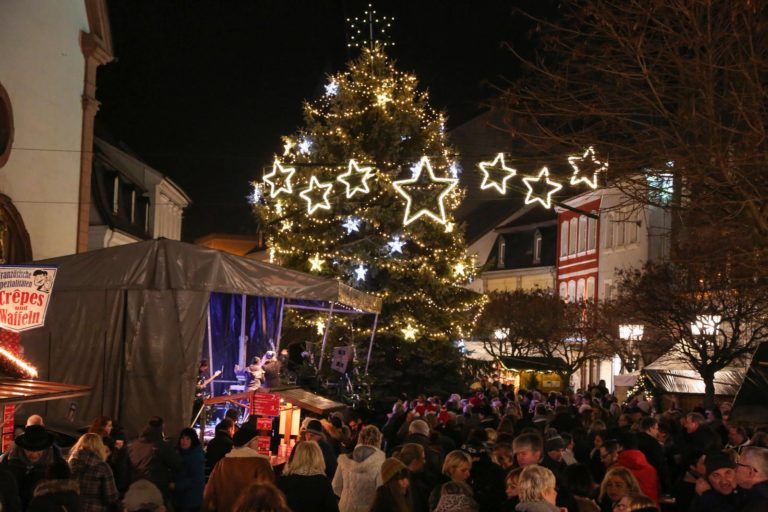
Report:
562,463,600,512
500,467,522,512
681,413,722,461
68,432,120,512
492,443,515,470
370,457,413,512
203,425,275,511
429,450,473,511
514,464,560,512
614,493,658,512
405,418,444,487
635,417,670,495
233,482,292,512
674,451,706,512
1,424,65,510
396,443,430,512
689,450,742,512
461,432,506,512
726,426,751,454
205,417,236,474
512,432,544,468
599,439,620,472
122,479,167,512
598,466,642,512
278,440,338,512
589,429,608,483
127,416,182,505
735,445,768,511
615,432,659,503
0,463,22,512
541,435,568,481
433,481,478,512
171,427,205,512
88,416,114,438
27,460,80,512
331,423,384,512
303,418,338,479
561,432,577,466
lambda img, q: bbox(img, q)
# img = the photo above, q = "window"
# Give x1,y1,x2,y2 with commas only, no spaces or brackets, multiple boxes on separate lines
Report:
604,281,613,301
648,172,674,205
567,281,576,303
112,177,120,214
533,230,542,264
498,238,506,268
559,282,567,299
560,221,568,258
614,213,625,247
586,277,595,301
569,218,578,255
604,214,614,248
0,82,12,168
626,213,638,244
577,279,586,302
578,216,587,253
588,215,597,251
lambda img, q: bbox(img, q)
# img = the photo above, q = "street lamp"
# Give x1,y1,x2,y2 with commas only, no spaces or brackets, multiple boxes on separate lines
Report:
619,324,643,372
691,315,721,336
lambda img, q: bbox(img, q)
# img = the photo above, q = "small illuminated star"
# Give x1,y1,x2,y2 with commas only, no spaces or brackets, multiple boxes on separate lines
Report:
283,139,295,156
343,217,361,234
337,159,375,198
478,153,517,194
263,160,296,198
315,319,326,335
298,138,312,155
325,80,339,96
387,236,405,255
280,220,293,232
444,222,455,233
522,167,563,209
402,324,417,341
392,156,458,226
249,183,263,204
449,162,461,178
275,201,284,215
299,176,334,214
309,254,324,272
454,263,466,277
568,146,606,189
354,264,367,281
376,92,391,106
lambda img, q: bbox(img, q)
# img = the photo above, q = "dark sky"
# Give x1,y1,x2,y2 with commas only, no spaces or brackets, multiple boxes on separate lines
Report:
97,1,536,241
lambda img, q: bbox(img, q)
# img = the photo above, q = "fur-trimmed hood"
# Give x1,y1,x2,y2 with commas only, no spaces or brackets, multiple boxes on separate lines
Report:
33,479,79,497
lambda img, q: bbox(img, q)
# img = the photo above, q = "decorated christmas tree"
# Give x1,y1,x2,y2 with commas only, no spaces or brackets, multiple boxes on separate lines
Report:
253,47,484,395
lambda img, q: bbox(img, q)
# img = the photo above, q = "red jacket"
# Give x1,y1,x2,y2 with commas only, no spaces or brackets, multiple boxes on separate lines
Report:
617,449,659,503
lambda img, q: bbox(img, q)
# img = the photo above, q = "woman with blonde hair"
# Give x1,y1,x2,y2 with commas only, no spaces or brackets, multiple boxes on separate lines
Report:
277,440,338,512
332,424,385,512
515,464,559,512
615,493,658,512
233,482,292,512
429,450,473,510
68,432,119,511
598,467,641,512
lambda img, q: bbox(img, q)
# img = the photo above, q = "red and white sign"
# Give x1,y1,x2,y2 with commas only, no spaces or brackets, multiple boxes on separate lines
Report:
256,417,273,431
1,404,15,452
256,435,271,454
250,392,280,417
0,265,57,332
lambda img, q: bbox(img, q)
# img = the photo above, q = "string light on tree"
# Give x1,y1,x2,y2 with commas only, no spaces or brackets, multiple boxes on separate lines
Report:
444,222,454,233
392,156,458,226
280,220,293,232
568,146,606,189
263,160,296,198
337,159,374,198
299,176,334,214
309,253,324,272
343,216,361,234
316,319,326,335
477,153,517,194
522,167,563,209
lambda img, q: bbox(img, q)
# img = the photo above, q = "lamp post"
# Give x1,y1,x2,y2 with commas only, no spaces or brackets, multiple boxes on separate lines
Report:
618,324,643,372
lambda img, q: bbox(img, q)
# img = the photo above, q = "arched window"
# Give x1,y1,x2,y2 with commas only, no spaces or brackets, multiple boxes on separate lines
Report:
586,277,595,301
578,216,587,253
559,282,568,299
498,238,506,268
569,218,578,255
577,279,586,302
588,214,597,251
626,212,638,244
560,221,568,258
614,211,625,247
567,280,576,302
533,229,543,264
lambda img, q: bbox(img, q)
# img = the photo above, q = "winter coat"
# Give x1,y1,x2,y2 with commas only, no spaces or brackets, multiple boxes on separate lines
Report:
69,448,120,512
468,454,506,512
1,444,65,510
203,445,274,511
434,493,479,512
636,431,671,493
127,435,183,497
0,465,22,512
172,445,205,510
514,500,560,512
690,488,745,512
742,480,768,512
616,449,659,503
26,479,81,512
278,473,339,512
205,429,233,474
332,444,385,512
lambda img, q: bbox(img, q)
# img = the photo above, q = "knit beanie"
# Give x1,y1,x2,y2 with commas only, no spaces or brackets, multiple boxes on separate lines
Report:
380,457,407,484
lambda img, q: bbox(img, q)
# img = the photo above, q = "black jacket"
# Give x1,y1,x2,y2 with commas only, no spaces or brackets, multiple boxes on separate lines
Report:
277,473,339,512
636,431,671,493
205,430,234,473
26,479,81,512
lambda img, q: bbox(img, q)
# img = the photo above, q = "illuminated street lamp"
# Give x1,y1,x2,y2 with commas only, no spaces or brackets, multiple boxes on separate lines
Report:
619,324,643,372
691,315,721,336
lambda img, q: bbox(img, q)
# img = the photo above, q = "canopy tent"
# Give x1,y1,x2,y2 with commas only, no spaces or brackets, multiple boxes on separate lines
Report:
21,239,381,438
642,349,745,396
729,341,768,426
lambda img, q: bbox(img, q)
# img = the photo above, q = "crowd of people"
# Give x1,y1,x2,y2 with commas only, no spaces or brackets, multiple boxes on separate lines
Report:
1,378,767,512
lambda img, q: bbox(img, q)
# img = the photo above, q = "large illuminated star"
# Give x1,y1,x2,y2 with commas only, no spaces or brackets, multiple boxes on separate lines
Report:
337,159,374,198
299,176,333,214
263,160,296,198
478,153,517,194
568,146,606,189
392,157,458,226
522,167,563,209
309,254,324,272
401,324,417,341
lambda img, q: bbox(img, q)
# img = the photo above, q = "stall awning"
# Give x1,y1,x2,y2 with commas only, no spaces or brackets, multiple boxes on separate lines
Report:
642,348,745,396
278,387,346,415
730,341,768,426
0,378,91,405
499,356,569,373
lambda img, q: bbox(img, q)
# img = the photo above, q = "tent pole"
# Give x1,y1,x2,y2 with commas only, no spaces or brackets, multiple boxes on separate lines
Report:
274,298,286,353
365,313,379,375
317,303,335,372
239,294,248,367
207,300,214,397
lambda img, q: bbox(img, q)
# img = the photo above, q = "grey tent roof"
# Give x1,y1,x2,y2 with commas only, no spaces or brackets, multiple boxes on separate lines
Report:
729,341,768,426
37,238,382,313
642,348,745,396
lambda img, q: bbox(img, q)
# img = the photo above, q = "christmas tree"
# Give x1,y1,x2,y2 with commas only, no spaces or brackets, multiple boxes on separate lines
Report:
254,47,484,395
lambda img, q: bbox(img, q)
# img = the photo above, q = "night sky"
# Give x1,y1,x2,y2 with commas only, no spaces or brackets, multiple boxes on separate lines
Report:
97,1,538,241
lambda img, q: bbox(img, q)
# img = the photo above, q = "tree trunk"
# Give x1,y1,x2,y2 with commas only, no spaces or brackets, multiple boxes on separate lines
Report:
702,371,716,410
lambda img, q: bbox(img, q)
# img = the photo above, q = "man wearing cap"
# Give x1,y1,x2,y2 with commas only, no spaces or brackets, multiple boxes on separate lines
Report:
203,425,274,511
1,424,64,510
540,435,568,481
736,446,768,512
303,419,338,479
689,451,742,512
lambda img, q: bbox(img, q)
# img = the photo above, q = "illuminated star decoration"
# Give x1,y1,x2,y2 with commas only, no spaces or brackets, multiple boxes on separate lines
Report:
522,167,563,209
449,162,461,179
315,319,326,335
454,262,466,277
387,236,405,254
347,3,395,50
343,216,361,234
249,183,263,204
309,254,324,272
354,263,367,281
568,146,606,189
280,220,293,232
298,138,312,155
299,175,334,214
283,139,295,156
376,92,391,106
337,159,374,198
401,324,417,341
325,80,339,96
392,156,458,226
263,160,296,198
478,153,517,194
444,222,454,233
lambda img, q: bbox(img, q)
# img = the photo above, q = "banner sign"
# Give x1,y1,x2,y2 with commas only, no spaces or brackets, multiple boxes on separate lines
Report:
250,392,280,417
1,404,15,453
256,417,273,431
0,265,57,332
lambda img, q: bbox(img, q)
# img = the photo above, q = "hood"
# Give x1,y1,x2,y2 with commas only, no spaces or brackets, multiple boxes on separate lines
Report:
225,446,269,459
352,444,378,463
338,446,384,473
33,479,79,497
515,500,560,512
617,449,650,470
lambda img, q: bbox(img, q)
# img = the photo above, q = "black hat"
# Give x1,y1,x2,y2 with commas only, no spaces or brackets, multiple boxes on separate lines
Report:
306,419,324,436
233,426,259,447
15,425,55,451
545,436,566,451
705,451,736,476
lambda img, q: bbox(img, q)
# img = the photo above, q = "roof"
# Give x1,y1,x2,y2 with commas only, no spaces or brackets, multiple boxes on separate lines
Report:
499,356,569,372
730,341,768,425
642,348,745,396
496,207,557,232
37,239,382,313
0,378,91,406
